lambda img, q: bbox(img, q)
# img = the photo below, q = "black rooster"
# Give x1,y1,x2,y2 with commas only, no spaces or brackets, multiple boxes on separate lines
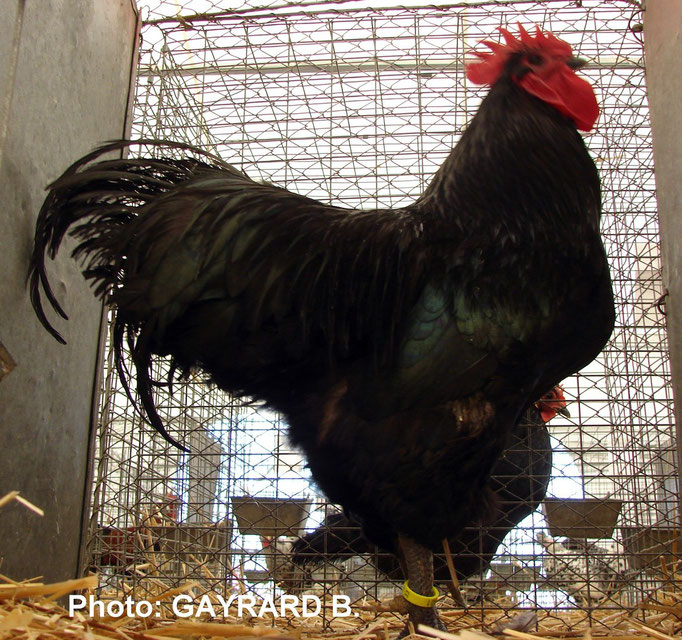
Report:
290,387,567,593
29,25,614,634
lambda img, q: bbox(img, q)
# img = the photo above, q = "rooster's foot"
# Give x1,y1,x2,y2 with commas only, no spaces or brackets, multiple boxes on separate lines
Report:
397,603,447,637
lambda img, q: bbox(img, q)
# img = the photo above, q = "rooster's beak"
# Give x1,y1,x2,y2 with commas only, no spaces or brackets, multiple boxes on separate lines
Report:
567,56,587,70
557,406,571,418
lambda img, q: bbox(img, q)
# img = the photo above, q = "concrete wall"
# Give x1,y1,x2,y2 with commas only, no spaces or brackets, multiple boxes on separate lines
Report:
644,0,682,516
0,0,138,581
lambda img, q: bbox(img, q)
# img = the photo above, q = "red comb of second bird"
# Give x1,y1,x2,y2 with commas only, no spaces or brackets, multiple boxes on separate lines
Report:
466,24,573,86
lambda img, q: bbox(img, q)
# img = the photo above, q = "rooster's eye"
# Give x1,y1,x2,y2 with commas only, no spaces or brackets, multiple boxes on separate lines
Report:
527,54,544,66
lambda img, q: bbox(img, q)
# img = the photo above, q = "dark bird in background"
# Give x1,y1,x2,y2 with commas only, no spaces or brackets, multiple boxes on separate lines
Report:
29,24,614,635
290,387,567,594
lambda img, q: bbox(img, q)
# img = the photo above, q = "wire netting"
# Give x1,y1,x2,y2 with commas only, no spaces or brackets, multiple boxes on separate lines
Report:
85,0,677,629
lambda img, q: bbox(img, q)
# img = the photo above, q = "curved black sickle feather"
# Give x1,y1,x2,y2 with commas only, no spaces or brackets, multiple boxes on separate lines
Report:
130,328,190,453
28,138,237,341
26,139,229,452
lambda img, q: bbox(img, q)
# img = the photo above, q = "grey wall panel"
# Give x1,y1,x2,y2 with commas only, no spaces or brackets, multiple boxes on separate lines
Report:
0,0,137,581
644,0,682,518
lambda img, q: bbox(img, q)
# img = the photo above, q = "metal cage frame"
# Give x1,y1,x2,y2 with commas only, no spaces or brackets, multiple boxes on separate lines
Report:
84,0,677,631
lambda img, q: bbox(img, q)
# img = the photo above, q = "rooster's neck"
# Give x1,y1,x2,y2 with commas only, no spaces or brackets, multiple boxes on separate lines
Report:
415,77,601,242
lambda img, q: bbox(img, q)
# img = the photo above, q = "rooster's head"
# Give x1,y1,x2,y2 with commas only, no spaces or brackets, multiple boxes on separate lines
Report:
466,24,599,132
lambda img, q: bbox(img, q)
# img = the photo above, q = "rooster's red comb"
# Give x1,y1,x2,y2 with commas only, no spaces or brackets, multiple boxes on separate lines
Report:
466,24,573,86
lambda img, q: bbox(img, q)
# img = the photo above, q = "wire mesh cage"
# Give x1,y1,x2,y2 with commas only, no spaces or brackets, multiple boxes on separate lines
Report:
85,0,677,630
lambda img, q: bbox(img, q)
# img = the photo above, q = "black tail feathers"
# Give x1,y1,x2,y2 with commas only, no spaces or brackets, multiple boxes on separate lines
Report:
29,139,231,340
28,139,231,452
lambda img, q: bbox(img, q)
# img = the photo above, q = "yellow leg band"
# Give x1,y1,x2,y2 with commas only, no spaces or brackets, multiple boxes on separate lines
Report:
402,581,440,608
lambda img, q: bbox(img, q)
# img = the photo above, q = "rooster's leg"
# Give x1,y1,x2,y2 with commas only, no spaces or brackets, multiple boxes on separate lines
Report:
397,535,446,637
